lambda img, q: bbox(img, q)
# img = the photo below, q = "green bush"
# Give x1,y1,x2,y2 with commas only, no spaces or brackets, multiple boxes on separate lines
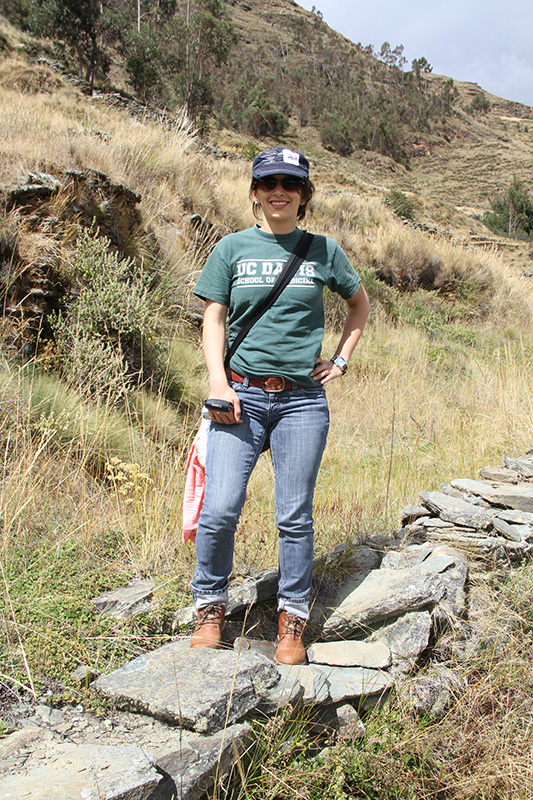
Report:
468,93,491,114
50,228,154,403
385,187,416,220
320,113,353,156
484,178,533,239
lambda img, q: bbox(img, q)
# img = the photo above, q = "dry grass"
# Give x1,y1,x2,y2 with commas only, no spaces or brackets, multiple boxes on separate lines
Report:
0,47,533,800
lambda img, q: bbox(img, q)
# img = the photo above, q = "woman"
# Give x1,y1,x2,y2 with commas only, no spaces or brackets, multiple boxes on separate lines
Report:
190,147,369,664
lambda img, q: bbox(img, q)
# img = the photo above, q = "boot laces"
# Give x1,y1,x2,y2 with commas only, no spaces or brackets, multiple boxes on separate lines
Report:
280,613,305,639
196,603,225,627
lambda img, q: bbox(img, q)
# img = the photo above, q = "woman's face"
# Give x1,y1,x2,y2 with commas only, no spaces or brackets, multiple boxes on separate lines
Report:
252,174,303,234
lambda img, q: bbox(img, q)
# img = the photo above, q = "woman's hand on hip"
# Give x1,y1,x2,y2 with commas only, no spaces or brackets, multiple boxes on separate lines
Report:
310,357,344,385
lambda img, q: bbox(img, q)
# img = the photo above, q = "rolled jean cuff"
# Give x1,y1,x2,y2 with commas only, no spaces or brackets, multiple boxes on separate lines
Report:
191,585,228,609
278,597,309,619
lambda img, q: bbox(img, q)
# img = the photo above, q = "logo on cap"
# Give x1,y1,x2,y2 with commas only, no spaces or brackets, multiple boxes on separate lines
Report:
282,149,300,167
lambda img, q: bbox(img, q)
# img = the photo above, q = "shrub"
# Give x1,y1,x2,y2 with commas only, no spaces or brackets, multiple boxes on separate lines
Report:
385,187,416,220
50,228,155,403
320,113,353,156
468,92,491,114
484,178,533,239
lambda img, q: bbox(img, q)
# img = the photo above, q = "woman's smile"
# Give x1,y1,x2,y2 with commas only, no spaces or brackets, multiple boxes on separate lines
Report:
253,174,302,233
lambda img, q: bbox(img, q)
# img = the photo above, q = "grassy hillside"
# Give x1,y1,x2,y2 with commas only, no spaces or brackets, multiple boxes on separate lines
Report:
1,11,533,798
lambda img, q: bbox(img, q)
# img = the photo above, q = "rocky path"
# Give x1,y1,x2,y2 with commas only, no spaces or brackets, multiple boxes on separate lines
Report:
1,452,532,800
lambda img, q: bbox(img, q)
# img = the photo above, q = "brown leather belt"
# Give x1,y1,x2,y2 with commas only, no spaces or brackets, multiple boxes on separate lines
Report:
228,369,298,392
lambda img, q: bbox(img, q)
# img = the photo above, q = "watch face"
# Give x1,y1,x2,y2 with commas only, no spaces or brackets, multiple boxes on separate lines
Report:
333,356,348,373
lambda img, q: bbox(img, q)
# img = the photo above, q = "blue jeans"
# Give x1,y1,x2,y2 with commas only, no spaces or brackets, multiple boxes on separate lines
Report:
191,381,329,619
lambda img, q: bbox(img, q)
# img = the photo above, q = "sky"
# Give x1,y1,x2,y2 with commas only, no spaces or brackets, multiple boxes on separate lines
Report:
296,0,533,107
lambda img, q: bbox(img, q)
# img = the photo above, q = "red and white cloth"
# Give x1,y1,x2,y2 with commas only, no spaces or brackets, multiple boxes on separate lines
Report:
182,418,209,544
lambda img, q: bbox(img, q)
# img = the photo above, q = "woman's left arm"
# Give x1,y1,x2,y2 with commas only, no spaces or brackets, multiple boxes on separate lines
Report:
310,284,370,385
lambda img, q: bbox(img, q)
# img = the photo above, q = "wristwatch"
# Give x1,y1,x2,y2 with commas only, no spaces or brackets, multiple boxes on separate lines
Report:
331,355,348,374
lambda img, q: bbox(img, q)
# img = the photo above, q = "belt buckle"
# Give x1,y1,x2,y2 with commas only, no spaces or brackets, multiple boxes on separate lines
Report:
261,376,286,392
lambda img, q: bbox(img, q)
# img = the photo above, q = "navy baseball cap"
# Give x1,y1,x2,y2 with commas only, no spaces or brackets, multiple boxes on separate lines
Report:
252,147,309,180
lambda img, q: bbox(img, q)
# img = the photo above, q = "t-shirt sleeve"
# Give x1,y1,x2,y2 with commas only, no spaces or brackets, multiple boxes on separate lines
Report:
193,239,233,305
327,242,362,299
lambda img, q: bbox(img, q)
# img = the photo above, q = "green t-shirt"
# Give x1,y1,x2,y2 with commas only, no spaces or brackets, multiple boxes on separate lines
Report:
193,225,361,387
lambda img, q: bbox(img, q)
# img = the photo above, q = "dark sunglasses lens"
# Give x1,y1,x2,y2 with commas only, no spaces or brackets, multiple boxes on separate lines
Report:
282,178,303,191
257,177,303,192
258,177,277,191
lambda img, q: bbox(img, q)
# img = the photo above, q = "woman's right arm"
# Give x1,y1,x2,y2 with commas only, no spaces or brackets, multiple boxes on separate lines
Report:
203,300,242,424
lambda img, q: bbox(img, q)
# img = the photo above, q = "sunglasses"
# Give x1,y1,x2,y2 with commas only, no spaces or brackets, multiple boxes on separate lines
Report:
256,176,304,192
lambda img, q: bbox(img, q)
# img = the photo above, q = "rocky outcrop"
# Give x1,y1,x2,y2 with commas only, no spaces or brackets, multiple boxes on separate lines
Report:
2,451,531,800
0,169,143,351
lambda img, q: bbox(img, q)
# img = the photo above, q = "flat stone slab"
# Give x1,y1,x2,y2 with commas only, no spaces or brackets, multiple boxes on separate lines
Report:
91,580,155,618
0,741,159,800
450,478,499,495
492,517,530,542
313,665,392,703
504,457,533,477
450,480,533,513
496,508,533,525
154,723,250,800
95,641,280,734
274,663,331,705
367,610,433,665
322,568,445,639
420,491,493,528
307,640,392,669
478,485,533,513
479,467,519,483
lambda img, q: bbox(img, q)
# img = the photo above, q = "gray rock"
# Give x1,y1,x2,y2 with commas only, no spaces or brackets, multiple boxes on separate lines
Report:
153,723,250,800
478,485,533,513
399,667,466,719
387,544,468,621
439,507,493,530
0,742,159,800
479,467,519,483
419,517,455,529
433,557,468,620
273,663,331,705
307,640,392,669
367,610,432,666
256,668,303,714
450,478,496,495
91,580,155,619
440,484,466,499
321,568,445,639
400,504,431,524
336,705,365,739
492,517,530,542
315,665,392,703
95,641,280,734
496,509,533,524
420,491,493,528
233,637,277,661
504,457,533,477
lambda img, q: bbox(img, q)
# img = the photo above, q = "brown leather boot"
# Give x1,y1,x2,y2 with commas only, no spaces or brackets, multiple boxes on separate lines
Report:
274,611,307,665
190,603,225,649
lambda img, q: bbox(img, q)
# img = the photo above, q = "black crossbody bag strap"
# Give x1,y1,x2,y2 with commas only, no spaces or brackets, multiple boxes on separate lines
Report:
224,230,314,369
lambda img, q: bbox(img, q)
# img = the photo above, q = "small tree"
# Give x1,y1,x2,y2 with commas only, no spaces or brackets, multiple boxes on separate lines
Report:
412,56,433,77
320,112,353,156
484,178,533,238
173,0,236,123
468,93,491,115
29,0,111,92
